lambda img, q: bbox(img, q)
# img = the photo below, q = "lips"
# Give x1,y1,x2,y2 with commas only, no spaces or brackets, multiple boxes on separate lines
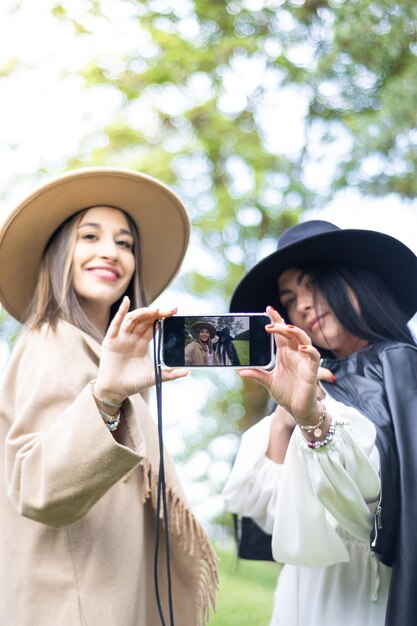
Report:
87,266,120,281
309,313,327,333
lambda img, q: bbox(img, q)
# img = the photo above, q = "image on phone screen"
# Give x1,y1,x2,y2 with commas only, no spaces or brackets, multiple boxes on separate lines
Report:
161,314,273,368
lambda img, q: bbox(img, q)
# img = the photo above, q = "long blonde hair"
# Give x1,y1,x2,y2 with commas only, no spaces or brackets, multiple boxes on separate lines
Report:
24,207,147,341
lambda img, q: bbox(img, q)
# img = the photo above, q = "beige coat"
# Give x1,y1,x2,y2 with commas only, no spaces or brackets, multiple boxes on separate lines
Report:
0,321,217,626
184,341,217,366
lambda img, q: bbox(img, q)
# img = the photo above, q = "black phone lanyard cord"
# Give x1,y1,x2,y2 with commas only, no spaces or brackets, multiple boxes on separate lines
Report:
153,320,175,626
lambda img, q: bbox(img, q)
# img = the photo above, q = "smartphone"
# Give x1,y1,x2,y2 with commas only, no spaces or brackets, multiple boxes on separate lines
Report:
161,313,274,368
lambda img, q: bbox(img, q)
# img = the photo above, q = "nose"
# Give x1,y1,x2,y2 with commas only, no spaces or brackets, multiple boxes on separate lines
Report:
295,288,313,315
98,237,119,261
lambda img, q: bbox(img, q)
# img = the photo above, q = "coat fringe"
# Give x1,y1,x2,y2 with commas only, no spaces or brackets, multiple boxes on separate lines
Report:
141,459,219,625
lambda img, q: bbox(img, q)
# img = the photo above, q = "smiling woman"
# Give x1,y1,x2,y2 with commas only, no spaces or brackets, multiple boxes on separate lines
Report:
72,207,137,334
185,320,218,366
0,168,218,626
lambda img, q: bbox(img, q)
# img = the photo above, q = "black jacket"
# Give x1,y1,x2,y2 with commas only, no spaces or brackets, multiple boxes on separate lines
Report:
321,340,417,626
216,340,241,366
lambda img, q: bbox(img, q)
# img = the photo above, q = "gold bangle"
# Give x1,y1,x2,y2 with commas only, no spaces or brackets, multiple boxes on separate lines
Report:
294,404,327,438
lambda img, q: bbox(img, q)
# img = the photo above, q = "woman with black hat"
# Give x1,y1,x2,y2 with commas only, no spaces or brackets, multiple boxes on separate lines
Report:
0,168,217,626
223,220,417,626
215,327,241,366
185,321,218,366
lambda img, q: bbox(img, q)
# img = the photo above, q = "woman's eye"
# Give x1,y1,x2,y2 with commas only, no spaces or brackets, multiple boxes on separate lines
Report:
81,233,97,241
116,240,133,250
282,298,294,310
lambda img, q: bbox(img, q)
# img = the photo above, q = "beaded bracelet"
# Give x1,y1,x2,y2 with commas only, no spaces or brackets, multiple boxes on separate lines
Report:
98,408,121,432
90,381,122,432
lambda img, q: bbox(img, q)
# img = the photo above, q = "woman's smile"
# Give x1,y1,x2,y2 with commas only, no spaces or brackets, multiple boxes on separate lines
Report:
199,329,210,341
85,265,121,281
309,312,328,333
72,206,135,331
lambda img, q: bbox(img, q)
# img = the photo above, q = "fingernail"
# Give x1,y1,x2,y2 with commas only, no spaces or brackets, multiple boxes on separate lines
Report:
287,325,295,329
269,306,276,311
265,323,275,329
299,345,308,351
331,374,336,382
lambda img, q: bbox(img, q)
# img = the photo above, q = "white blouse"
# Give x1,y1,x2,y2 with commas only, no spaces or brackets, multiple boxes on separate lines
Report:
222,394,392,626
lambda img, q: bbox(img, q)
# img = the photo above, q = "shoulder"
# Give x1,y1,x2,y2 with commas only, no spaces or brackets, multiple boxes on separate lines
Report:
18,320,97,349
9,321,100,373
350,340,417,366
357,341,417,385
323,340,417,383
378,341,417,372
185,341,199,352
375,340,417,360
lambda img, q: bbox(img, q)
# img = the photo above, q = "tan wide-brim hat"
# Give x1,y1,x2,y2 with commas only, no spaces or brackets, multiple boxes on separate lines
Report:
0,167,190,321
190,321,217,340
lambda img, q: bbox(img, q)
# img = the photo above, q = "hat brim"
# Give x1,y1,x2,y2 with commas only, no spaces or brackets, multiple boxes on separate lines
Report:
0,167,190,321
190,322,216,339
230,228,417,318
216,330,234,339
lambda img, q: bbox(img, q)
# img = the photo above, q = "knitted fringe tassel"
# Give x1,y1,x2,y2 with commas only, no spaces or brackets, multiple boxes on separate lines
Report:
141,460,219,625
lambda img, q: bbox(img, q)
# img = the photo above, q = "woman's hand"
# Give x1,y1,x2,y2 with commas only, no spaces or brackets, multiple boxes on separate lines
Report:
94,297,189,403
238,306,326,424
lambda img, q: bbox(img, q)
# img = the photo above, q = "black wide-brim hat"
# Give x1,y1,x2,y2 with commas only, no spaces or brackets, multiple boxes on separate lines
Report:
230,220,417,319
217,327,234,339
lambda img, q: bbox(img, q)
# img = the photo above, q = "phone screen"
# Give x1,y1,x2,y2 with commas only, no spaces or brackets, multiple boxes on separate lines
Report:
161,314,274,368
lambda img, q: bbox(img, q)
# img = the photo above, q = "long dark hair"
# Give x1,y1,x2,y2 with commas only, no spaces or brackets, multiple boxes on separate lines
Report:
278,263,416,357
285,262,415,356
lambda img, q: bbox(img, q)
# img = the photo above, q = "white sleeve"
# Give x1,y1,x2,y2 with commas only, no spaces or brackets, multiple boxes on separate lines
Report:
222,415,283,534
272,395,381,567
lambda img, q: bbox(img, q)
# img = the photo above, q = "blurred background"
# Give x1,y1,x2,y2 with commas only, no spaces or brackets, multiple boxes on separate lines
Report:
1,2,417,622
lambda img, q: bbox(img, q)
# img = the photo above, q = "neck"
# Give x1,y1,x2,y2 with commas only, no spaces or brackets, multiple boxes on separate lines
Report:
80,300,111,336
333,337,369,359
